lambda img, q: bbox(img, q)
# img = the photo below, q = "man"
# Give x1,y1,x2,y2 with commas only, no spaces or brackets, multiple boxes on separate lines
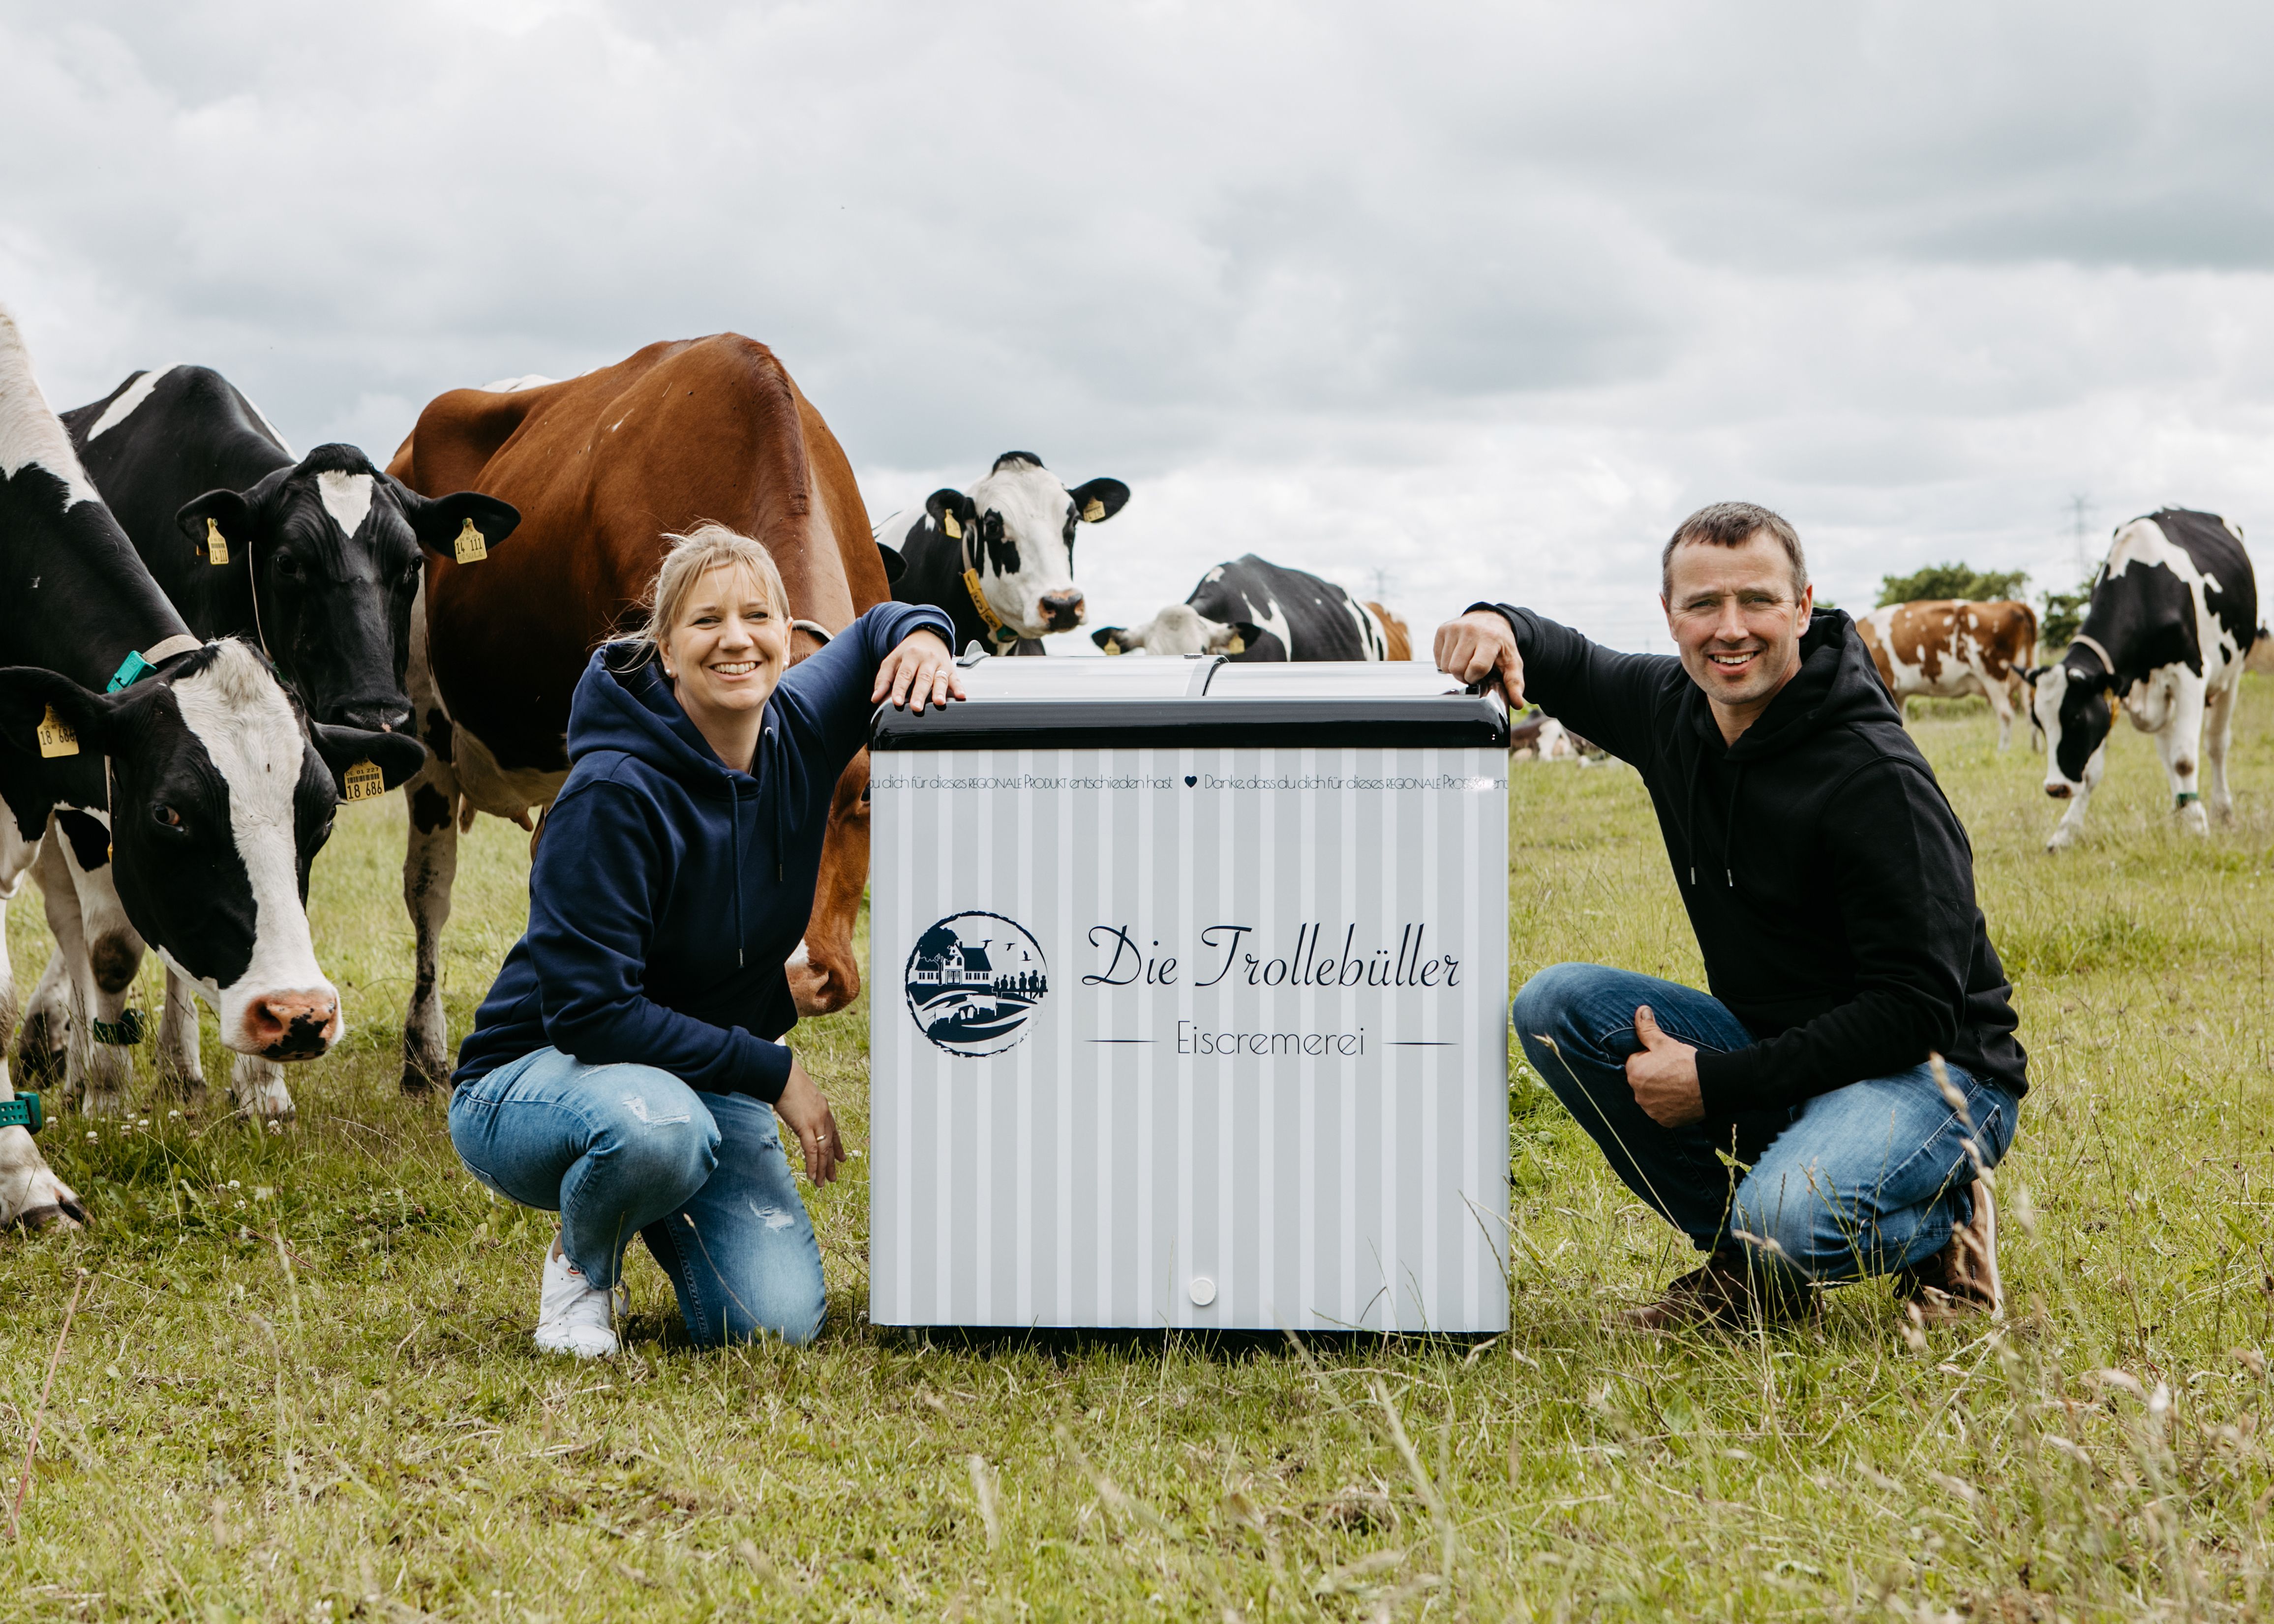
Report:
1437,502,2025,1327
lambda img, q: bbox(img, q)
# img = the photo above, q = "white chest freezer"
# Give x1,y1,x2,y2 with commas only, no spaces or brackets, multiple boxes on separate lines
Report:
866,655,1511,1332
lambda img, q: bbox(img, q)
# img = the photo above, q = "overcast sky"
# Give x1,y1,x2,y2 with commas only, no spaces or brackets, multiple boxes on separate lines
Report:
6,0,2272,652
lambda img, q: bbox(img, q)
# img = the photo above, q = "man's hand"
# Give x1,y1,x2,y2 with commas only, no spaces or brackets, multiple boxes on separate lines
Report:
1625,1005,1704,1128
1432,610,1526,708
873,628,965,715
773,1058,850,1184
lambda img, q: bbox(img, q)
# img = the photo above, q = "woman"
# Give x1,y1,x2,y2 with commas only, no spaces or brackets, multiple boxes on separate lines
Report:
449,524,958,1355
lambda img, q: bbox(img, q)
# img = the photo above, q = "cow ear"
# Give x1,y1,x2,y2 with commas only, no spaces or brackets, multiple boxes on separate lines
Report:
307,723,428,796
1092,626,1131,654
1069,478,1130,525
176,490,256,563
0,667,119,759
877,542,906,588
393,484,523,563
925,489,975,542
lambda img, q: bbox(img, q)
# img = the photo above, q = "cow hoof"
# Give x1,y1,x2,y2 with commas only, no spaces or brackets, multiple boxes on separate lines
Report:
399,1066,440,1097
83,1090,133,1118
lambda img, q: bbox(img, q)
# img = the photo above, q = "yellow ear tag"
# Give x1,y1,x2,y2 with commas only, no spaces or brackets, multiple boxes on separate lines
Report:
1102,637,1122,656
1082,499,1106,523
942,510,962,541
342,759,386,803
204,517,230,567
453,518,487,565
1226,634,1245,655
37,706,79,758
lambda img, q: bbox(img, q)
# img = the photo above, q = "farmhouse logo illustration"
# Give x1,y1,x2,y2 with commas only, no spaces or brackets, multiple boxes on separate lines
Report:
906,911,1051,1057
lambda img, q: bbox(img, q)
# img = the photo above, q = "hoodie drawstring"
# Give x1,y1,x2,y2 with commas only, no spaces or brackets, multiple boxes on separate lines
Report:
1682,761,1703,887
1680,751,1744,889
728,780,746,967
1720,765,1743,889
770,725,786,883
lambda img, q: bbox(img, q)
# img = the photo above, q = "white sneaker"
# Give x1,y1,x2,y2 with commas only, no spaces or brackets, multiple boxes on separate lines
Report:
535,1241,627,1357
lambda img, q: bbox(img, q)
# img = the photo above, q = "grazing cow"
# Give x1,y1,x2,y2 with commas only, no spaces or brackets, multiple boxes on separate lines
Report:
386,334,894,1091
2028,508,2255,850
1092,554,1409,662
0,307,421,1155
32,366,518,1100
876,452,1129,654
1856,599,2039,749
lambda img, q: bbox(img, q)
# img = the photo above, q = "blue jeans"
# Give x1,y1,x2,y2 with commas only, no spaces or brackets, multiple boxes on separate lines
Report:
1512,964,2020,1282
448,1048,826,1346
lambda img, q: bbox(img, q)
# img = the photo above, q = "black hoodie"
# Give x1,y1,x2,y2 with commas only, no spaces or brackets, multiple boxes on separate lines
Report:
1486,604,2027,1117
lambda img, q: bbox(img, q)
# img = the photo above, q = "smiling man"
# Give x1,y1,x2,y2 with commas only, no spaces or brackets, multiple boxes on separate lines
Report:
1436,502,2026,1328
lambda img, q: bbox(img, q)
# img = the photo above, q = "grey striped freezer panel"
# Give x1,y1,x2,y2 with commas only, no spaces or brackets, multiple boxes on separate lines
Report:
869,746,1509,1332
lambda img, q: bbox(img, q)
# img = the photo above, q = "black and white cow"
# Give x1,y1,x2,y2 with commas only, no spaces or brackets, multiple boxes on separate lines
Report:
0,308,424,1149
1091,554,1411,662
878,451,1129,654
38,365,514,1102
2028,508,2256,851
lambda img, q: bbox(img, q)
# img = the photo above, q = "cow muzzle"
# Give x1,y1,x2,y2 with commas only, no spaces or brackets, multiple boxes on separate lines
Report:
1038,590,1086,632
332,698,415,735
2043,781,2073,800
241,988,342,1060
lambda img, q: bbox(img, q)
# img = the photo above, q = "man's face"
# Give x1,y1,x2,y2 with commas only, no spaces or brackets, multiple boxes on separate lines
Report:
1661,532,1813,719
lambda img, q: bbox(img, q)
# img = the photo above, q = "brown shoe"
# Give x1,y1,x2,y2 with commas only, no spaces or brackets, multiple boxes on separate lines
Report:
1620,1249,1817,1331
1895,1179,2002,1323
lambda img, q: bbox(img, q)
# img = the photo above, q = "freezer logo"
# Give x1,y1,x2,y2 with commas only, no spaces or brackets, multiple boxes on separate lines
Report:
906,912,1051,1057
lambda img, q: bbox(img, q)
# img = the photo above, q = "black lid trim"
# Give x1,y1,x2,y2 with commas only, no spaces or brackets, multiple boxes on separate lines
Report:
871,696,1510,751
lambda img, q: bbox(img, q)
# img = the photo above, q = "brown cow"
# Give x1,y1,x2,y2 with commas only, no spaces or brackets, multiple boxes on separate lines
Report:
386,335,889,1092
1368,602,1412,661
1856,599,2039,750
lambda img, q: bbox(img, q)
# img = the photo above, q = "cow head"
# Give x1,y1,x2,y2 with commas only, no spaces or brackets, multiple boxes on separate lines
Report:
929,452,1128,643
174,446,518,733
0,641,424,1059
2028,653,2118,798
1092,603,1258,657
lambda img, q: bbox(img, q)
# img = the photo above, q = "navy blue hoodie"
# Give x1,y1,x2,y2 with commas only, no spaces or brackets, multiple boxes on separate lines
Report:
452,602,952,1101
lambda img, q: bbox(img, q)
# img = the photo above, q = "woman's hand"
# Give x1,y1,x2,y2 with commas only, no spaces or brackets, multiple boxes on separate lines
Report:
774,1058,849,1184
872,628,965,714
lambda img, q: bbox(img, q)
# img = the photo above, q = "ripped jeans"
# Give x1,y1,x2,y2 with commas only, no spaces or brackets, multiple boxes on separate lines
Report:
448,1048,825,1346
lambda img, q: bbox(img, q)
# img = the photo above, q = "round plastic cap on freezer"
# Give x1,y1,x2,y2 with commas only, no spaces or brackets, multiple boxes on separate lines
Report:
1188,1276,1217,1307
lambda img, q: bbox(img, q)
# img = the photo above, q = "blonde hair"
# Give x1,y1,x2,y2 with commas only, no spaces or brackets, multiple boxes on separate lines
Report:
630,523,790,656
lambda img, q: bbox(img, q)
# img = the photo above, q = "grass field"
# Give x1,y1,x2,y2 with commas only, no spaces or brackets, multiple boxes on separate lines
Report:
3,681,2273,1621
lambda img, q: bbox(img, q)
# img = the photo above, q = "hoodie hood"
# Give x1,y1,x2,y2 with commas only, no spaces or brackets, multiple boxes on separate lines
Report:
567,641,751,796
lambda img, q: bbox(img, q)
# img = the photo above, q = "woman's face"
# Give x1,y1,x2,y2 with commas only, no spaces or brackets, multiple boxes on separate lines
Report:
662,564,792,720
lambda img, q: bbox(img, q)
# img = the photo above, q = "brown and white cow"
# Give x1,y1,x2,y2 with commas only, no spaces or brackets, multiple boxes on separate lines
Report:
1855,599,2039,750
385,335,892,1092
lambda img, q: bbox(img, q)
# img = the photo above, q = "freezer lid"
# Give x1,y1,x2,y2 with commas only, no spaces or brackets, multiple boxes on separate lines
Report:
871,656,1511,749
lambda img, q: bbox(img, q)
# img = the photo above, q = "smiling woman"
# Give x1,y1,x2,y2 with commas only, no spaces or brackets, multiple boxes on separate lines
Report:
440,523,959,1358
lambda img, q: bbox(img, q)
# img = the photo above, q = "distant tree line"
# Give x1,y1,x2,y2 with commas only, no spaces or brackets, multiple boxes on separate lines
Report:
1874,561,2098,651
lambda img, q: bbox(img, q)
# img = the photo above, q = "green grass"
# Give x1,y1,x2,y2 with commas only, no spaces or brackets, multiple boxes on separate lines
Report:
4,681,2274,1620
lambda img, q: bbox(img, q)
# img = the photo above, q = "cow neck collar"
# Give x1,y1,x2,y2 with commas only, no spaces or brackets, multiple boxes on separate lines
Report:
956,526,1017,648
2070,632,2117,675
